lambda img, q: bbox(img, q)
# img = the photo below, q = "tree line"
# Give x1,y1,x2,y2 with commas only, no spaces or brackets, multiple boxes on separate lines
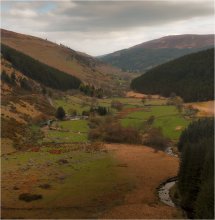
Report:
1,44,82,91
177,118,214,219
131,49,214,102
79,83,104,98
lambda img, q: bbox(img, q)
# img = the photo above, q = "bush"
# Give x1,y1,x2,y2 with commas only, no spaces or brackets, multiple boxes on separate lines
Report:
82,110,90,116
88,116,142,144
143,127,170,151
19,193,43,202
20,78,32,91
111,100,123,111
90,106,108,116
68,108,77,116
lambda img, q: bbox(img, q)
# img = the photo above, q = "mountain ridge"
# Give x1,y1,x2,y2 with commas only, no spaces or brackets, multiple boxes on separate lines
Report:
99,34,214,72
1,29,130,91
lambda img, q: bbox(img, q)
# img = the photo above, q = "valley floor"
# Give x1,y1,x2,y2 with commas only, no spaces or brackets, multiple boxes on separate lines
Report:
1,143,181,219
102,144,180,219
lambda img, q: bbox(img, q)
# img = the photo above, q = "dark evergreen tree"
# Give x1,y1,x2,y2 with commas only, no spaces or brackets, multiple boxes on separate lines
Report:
177,118,214,219
55,107,65,120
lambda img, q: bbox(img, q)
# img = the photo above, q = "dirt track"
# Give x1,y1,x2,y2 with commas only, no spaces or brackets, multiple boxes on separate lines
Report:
102,144,180,219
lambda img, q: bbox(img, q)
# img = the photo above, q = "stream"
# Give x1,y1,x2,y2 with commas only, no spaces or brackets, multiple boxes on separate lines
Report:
158,179,177,207
158,147,178,207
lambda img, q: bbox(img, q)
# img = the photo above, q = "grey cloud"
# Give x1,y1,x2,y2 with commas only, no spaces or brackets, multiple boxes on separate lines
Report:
2,1,214,33
44,1,213,32
1,0,214,55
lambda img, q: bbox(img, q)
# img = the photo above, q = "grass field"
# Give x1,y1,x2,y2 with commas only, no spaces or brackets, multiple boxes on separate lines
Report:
54,96,90,114
53,95,167,116
121,106,190,139
43,120,89,143
1,144,131,219
58,120,89,132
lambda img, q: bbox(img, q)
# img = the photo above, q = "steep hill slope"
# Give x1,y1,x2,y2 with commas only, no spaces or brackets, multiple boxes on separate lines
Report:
1,29,128,90
100,34,214,72
1,44,82,91
1,57,55,150
130,49,214,102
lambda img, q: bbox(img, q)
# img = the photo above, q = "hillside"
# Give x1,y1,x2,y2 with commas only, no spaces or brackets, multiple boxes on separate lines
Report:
1,57,55,152
1,44,81,91
1,29,130,90
130,48,214,102
99,34,214,72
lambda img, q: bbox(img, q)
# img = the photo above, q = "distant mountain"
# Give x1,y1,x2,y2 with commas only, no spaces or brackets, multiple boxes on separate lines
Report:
99,34,214,73
130,48,214,102
1,29,128,90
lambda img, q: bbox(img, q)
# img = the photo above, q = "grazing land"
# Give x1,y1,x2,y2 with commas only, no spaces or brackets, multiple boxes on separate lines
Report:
120,105,190,140
1,143,181,219
43,120,89,143
1,143,131,219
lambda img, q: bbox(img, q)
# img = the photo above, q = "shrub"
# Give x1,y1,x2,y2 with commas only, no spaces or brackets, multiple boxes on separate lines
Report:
19,193,43,202
111,100,123,111
88,116,142,144
90,106,108,116
82,110,90,116
68,108,77,116
1,70,12,84
143,127,170,151
20,78,32,91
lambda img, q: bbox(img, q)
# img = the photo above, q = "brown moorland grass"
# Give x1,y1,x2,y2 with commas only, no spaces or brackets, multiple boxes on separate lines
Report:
101,143,180,219
126,91,166,100
185,101,214,117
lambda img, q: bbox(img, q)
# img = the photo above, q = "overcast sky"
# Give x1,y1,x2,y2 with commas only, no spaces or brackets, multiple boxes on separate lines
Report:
1,0,214,56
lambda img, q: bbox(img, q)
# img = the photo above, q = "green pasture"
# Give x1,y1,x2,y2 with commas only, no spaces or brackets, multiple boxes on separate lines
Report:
43,120,89,143
58,120,89,132
121,105,190,140
53,94,167,116
54,96,90,114
44,131,88,143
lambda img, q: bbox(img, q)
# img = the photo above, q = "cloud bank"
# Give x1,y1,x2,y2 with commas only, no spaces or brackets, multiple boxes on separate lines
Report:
1,0,214,55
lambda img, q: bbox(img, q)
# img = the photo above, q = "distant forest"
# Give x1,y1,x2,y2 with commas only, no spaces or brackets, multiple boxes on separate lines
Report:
131,49,214,102
177,118,214,219
1,44,82,91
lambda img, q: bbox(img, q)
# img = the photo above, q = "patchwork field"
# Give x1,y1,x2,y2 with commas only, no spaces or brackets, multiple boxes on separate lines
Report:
53,94,167,115
1,92,195,219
